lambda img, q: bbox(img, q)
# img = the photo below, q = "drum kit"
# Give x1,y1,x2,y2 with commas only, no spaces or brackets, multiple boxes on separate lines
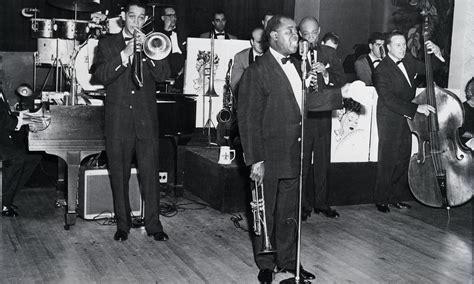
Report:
28,0,111,105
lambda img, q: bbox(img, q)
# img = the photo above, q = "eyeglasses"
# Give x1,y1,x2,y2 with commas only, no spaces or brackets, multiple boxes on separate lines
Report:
164,14,177,19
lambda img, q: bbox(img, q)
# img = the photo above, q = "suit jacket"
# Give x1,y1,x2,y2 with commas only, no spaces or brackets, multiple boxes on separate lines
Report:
93,32,170,140
230,47,258,95
0,95,19,158
237,50,342,178
200,31,237,40
159,28,187,56
159,28,187,77
304,45,346,137
374,54,436,140
354,54,376,86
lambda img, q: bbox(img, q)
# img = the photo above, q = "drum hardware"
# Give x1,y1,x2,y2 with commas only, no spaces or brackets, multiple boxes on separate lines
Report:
21,8,40,18
33,38,77,94
203,32,219,146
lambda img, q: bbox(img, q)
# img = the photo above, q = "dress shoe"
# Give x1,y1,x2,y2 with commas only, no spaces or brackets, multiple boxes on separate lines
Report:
314,207,340,218
257,268,273,283
280,266,315,280
301,208,312,221
113,230,128,241
376,204,390,213
391,202,411,209
1,205,18,217
148,231,169,241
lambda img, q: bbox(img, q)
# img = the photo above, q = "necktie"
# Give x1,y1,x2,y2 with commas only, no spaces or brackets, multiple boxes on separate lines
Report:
281,57,292,64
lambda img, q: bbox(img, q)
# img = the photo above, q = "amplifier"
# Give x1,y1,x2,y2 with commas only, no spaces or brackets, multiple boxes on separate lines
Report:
78,168,142,220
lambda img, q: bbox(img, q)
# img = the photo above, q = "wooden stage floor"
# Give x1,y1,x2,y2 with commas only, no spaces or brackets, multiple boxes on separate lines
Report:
1,186,472,283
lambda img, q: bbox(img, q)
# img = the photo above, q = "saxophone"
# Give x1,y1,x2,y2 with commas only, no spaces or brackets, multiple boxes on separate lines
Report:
216,59,234,123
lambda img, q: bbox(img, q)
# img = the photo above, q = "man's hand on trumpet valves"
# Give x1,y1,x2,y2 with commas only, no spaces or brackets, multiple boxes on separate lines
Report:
250,161,265,187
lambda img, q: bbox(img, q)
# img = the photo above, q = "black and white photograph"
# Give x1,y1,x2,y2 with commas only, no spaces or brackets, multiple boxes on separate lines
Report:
1,0,472,283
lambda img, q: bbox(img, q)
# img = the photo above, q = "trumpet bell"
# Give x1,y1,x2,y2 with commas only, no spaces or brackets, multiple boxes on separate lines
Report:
144,32,171,61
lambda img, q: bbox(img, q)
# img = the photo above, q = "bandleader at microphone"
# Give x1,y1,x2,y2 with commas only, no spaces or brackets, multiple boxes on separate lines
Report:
93,0,170,242
238,15,351,283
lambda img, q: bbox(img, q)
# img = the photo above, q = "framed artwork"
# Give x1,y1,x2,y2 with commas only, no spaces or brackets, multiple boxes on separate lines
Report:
183,38,250,128
330,83,378,163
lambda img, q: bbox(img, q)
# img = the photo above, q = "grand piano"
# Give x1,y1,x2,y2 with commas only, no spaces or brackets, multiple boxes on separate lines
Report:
29,94,196,230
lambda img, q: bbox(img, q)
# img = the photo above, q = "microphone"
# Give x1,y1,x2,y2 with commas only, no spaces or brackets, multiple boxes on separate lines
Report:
299,40,309,84
299,40,309,60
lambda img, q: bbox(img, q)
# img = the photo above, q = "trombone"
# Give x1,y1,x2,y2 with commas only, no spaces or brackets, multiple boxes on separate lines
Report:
131,18,172,87
250,181,275,254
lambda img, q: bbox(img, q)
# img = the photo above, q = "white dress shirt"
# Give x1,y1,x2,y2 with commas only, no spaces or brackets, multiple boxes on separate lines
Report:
169,31,182,54
269,47,303,112
388,53,411,87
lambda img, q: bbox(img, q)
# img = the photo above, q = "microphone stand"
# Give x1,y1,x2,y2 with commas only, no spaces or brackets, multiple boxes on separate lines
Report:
281,42,309,284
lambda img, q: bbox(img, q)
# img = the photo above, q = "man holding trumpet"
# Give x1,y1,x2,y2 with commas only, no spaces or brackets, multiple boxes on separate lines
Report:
238,15,351,283
93,0,170,242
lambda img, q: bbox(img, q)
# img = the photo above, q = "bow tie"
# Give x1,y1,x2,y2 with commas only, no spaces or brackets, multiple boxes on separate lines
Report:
281,56,293,64
396,60,403,65
215,32,225,37
373,59,381,63
124,37,133,42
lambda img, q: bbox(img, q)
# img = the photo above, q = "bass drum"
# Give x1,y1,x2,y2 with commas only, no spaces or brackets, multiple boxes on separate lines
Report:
74,39,103,91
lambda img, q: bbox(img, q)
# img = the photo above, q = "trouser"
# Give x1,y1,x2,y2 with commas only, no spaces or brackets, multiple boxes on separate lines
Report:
374,135,411,204
302,133,331,210
106,137,162,234
254,176,299,270
2,149,41,207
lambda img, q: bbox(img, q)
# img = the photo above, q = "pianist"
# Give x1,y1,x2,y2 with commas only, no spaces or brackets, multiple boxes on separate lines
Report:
1,90,41,217
93,0,171,242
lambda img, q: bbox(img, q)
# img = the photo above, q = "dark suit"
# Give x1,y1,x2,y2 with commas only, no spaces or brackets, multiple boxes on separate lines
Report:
199,31,237,40
230,47,257,95
373,54,436,204
160,29,187,80
354,54,378,86
302,45,346,212
1,94,40,208
93,32,170,234
238,50,342,270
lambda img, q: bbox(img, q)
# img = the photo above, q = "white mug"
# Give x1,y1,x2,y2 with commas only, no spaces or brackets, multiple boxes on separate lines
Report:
218,146,235,165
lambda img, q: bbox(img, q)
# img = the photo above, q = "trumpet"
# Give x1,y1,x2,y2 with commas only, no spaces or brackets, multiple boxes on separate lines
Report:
250,182,275,254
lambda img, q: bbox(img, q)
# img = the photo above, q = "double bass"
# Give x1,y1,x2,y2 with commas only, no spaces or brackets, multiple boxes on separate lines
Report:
407,15,473,208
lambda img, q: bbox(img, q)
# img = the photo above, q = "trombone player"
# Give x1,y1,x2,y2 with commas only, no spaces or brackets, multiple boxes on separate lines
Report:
93,0,170,242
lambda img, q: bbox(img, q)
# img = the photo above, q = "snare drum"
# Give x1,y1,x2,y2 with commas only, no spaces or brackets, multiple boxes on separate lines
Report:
74,39,104,91
30,18,53,38
53,19,90,41
36,38,78,65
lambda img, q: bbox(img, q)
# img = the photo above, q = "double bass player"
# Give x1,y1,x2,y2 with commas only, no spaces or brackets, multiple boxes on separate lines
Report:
373,31,444,213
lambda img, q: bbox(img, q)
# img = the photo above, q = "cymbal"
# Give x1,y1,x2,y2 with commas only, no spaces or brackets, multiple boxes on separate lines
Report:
48,0,102,12
147,1,172,7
